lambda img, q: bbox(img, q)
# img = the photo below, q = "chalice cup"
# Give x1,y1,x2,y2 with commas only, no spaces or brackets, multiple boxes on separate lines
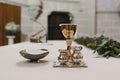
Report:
60,24,76,60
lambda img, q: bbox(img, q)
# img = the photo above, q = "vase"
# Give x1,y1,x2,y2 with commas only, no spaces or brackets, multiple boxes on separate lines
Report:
6,36,15,45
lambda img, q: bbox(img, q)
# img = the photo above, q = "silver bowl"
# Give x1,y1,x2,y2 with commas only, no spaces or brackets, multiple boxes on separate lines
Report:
19,49,49,62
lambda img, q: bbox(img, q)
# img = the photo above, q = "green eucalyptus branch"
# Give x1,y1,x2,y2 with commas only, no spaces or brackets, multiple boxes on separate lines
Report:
75,35,120,58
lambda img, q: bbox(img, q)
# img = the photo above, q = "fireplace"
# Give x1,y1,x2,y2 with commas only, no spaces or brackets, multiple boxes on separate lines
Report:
48,11,72,40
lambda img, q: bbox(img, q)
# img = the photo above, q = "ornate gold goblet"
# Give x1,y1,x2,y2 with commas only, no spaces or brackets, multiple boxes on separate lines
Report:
60,24,76,60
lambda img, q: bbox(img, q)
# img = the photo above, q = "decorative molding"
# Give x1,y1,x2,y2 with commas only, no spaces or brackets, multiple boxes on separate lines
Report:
97,11,119,13
0,0,29,7
0,0,80,8
43,0,80,3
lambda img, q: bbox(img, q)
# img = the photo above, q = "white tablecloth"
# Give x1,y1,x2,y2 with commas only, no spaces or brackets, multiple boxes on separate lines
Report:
0,40,120,80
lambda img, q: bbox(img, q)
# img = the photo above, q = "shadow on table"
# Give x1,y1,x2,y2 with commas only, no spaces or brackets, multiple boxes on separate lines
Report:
16,60,49,68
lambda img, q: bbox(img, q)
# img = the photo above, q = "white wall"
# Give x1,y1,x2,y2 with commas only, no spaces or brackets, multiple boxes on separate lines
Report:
4,0,120,42
97,0,120,42
2,0,95,41
76,0,95,37
21,0,96,41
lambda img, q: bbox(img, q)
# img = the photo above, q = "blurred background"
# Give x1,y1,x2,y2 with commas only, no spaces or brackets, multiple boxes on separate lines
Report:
0,0,120,46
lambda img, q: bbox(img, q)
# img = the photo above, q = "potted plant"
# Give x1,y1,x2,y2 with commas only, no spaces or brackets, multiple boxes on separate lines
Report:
4,22,20,45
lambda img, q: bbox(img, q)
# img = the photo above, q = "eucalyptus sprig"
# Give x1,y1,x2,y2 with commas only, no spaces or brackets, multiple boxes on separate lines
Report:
94,39,120,58
75,35,120,58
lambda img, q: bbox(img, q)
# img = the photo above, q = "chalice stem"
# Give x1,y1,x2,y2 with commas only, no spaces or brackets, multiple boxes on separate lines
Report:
67,47,71,59
66,39,72,59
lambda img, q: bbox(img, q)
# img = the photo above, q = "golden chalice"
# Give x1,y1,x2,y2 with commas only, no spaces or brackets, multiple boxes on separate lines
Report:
60,24,76,59
53,24,87,68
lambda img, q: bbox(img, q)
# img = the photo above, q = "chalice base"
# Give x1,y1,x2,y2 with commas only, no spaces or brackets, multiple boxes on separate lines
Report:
53,46,88,68
53,60,87,68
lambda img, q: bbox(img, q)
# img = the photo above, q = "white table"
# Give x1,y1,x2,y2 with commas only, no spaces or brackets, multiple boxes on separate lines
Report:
0,40,120,80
